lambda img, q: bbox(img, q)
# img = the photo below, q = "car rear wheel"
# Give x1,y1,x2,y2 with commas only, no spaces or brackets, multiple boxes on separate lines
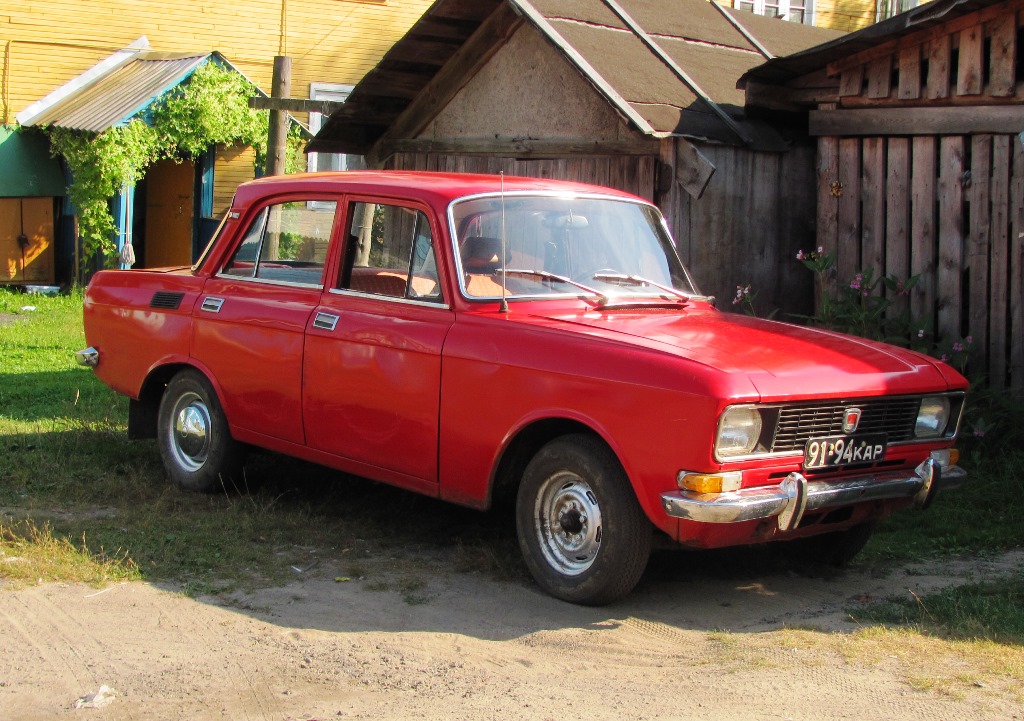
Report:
516,434,651,605
157,369,243,493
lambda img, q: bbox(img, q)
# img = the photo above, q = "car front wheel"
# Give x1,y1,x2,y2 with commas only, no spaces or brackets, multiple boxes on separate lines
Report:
516,434,651,605
157,369,243,493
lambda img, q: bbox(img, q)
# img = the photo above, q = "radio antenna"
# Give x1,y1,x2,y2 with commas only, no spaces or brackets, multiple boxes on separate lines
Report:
499,172,509,313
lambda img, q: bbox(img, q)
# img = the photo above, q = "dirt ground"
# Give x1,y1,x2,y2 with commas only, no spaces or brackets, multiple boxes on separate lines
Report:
2,546,1022,721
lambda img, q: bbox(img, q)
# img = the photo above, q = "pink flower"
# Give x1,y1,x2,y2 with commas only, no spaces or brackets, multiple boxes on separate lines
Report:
796,250,806,261
953,342,964,352
941,354,950,362
850,274,862,291
965,335,973,345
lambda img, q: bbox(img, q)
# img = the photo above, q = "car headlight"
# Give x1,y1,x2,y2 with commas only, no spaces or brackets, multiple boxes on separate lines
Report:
915,396,951,438
715,405,763,459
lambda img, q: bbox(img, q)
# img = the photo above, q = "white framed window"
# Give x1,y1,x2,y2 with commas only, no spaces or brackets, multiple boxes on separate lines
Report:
877,0,921,22
735,0,813,24
307,83,366,173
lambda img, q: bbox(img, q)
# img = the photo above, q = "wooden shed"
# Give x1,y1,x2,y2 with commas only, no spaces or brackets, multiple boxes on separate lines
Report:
742,0,1024,391
308,0,842,314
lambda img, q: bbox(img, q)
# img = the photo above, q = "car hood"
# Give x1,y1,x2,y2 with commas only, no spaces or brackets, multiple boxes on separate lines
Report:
537,306,961,400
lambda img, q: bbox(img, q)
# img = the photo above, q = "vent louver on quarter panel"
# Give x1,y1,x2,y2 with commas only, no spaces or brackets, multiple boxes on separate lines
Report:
150,291,185,310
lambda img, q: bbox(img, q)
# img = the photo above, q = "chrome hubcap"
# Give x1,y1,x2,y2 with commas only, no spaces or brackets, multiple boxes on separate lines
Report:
170,392,211,472
534,471,603,576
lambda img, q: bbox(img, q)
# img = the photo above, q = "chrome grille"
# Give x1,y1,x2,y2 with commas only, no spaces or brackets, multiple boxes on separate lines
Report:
771,397,923,453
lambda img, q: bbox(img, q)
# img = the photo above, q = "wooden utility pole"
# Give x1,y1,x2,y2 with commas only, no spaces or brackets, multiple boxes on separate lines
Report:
265,55,291,176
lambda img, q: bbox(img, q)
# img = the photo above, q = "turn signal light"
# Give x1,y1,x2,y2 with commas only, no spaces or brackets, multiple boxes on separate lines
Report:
677,471,743,494
930,448,960,468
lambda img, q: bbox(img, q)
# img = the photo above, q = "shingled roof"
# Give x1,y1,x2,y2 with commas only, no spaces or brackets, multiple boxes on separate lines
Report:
308,0,843,154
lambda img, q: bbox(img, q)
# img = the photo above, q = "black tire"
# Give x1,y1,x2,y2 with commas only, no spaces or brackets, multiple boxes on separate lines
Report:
515,434,651,605
789,523,875,567
157,369,244,493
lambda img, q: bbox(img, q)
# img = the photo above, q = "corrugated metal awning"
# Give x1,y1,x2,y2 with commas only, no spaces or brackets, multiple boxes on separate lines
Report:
19,51,211,132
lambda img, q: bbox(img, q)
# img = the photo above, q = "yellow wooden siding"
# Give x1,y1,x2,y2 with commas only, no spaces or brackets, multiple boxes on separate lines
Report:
727,0,882,32
2,0,433,126
814,0,879,32
214,144,258,217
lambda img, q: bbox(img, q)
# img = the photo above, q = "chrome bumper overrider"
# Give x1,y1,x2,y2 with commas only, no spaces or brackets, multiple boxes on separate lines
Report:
661,458,967,532
74,346,99,367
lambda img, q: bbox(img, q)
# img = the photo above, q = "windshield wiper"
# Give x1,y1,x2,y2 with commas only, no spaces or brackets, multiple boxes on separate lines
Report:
502,268,609,306
591,272,707,304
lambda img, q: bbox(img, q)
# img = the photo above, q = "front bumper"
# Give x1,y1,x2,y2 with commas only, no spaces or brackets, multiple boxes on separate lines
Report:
661,457,966,532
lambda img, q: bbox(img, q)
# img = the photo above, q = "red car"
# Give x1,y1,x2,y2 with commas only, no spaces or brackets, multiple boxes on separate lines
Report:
77,171,967,604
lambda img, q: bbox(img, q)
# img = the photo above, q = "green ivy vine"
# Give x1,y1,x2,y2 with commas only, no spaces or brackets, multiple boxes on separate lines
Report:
48,62,271,267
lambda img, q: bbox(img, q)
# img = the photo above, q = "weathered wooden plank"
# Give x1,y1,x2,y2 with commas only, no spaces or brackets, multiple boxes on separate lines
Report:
823,0,1024,77
897,45,921,100
926,36,951,100
968,135,992,373
816,133,840,307
911,136,937,330
989,134,1011,388
987,14,1018,97
776,145,818,317
886,138,910,319
1011,138,1024,390
837,138,862,289
956,24,985,96
866,56,892,100
809,106,1024,136
839,66,863,97
862,137,886,276
937,137,965,341
382,138,656,157
656,138,678,231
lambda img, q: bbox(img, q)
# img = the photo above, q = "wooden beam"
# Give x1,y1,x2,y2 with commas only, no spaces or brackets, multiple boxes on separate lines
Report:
380,137,657,157
249,98,348,114
809,106,1024,136
367,3,525,166
265,56,291,177
743,80,839,111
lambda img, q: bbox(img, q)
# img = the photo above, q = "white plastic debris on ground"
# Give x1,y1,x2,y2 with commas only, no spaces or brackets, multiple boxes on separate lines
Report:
74,685,117,709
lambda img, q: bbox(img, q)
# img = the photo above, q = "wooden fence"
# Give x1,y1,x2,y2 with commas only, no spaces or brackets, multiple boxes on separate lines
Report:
817,132,1024,390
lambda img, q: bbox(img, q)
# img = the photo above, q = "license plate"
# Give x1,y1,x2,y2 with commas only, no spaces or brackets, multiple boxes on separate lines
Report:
803,434,887,470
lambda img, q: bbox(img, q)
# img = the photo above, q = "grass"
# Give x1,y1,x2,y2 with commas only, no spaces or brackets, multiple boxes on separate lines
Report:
853,573,1024,645
0,287,518,597
1,286,1023,643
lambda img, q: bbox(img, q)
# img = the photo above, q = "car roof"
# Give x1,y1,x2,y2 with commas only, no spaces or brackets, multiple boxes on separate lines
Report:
233,170,648,208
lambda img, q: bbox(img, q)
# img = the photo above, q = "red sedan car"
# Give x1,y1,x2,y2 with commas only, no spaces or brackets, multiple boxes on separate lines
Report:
77,171,967,604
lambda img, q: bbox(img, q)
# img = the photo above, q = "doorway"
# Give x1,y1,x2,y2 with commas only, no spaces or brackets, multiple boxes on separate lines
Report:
140,158,195,268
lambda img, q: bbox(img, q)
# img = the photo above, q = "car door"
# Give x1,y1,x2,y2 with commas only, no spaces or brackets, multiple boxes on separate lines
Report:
303,198,454,492
193,196,339,446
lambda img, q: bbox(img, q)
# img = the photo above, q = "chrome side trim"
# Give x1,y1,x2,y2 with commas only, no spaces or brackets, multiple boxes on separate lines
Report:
660,460,968,524
74,347,99,367
326,287,450,309
313,311,340,331
200,296,225,313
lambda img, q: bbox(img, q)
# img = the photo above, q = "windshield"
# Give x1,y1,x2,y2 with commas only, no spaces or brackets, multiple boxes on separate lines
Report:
450,194,701,301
